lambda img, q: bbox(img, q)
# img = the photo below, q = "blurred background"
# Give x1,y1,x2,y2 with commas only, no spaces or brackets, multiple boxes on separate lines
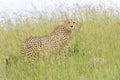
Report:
0,0,120,19
0,0,120,13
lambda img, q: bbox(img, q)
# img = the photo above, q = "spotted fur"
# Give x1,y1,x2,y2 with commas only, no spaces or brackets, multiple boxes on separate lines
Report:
21,19,77,63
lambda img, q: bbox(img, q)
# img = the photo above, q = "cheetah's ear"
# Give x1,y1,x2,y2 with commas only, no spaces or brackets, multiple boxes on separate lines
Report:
64,20,69,24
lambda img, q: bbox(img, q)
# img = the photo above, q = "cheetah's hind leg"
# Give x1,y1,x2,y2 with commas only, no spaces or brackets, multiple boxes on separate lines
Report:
26,49,39,65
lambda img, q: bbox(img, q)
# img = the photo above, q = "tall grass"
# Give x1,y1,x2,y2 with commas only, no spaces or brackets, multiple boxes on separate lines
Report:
0,5,120,80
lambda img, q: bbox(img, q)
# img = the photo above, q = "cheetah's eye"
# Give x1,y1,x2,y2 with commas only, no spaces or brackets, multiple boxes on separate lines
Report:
73,22,76,24
68,22,70,24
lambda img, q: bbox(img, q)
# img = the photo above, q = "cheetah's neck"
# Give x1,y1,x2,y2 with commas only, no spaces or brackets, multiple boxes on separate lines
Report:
51,25,72,36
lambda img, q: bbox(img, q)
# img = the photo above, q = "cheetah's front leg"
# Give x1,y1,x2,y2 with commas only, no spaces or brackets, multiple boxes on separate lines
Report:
61,42,70,57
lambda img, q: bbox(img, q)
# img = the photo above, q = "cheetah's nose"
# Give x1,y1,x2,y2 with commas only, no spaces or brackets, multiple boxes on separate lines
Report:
71,25,73,28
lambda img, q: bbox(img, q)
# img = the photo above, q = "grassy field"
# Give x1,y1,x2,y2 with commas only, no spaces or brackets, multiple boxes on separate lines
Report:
0,6,120,80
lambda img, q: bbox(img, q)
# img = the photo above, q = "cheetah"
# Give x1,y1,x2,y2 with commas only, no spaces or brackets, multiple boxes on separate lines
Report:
21,19,77,63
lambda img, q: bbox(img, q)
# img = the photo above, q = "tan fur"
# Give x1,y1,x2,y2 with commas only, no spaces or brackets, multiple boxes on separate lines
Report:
21,19,77,63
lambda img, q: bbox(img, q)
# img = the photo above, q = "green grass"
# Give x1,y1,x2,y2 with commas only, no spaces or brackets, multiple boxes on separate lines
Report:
0,6,120,80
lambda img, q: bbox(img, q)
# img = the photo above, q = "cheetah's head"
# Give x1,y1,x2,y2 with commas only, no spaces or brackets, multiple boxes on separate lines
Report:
64,19,77,31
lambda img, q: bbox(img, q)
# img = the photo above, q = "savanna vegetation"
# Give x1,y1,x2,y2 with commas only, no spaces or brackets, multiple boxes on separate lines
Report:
0,5,120,80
